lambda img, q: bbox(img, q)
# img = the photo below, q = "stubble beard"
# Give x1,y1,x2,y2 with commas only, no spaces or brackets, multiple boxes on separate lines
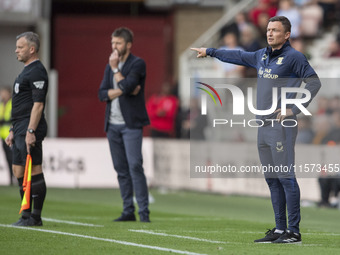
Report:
118,47,127,59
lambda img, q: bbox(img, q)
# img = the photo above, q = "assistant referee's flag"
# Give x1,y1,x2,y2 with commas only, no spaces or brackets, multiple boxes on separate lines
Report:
19,154,32,214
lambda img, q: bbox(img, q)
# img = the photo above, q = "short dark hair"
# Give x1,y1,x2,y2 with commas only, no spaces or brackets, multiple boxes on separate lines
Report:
16,31,40,52
268,16,291,33
112,27,134,43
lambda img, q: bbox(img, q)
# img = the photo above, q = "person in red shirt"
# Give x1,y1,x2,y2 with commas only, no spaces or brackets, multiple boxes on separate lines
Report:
146,83,178,138
249,0,278,27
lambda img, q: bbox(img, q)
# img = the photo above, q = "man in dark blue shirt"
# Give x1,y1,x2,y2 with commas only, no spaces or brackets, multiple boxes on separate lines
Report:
98,27,150,223
192,16,321,244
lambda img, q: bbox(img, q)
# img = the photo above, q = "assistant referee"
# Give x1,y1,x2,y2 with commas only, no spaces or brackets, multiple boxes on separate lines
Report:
6,32,48,226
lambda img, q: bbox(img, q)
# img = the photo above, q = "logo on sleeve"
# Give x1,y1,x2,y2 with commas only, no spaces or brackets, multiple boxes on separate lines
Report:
14,83,20,94
33,81,45,89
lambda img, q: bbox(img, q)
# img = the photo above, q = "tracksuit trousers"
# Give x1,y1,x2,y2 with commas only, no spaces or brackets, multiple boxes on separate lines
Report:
257,119,300,233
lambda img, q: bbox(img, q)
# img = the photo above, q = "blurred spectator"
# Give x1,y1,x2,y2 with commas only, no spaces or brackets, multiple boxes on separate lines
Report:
325,38,340,58
277,0,302,39
294,0,312,6
296,116,314,144
240,25,263,77
257,12,271,43
335,0,340,24
0,87,14,185
146,83,178,138
325,95,340,115
322,110,340,144
317,0,337,27
220,12,250,42
235,12,250,34
317,96,340,208
249,0,277,27
269,0,279,7
240,24,263,51
181,98,207,140
300,0,323,38
312,115,332,144
215,32,245,78
318,175,340,208
290,38,303,52
316,95,329,115
290,38,311,59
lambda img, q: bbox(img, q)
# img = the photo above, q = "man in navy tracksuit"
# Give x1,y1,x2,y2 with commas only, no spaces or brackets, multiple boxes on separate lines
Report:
192,16,321,243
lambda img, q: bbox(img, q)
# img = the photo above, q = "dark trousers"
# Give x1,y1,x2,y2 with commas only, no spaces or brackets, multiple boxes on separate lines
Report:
319,177,340,205
1,139,13,185
258,121,300,233
107,124,149,217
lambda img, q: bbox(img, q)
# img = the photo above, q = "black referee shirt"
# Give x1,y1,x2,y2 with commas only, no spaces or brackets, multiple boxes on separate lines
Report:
11,60,48,123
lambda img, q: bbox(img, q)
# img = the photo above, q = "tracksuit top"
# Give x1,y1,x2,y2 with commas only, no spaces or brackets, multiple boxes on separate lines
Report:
206,41,321,121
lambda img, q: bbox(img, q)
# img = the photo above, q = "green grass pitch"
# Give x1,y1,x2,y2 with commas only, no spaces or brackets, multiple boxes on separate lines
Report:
0,186,339,255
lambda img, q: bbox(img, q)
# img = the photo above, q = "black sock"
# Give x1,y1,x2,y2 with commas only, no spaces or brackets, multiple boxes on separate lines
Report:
18,177,31,219
31,173,46,220
18,177,24,199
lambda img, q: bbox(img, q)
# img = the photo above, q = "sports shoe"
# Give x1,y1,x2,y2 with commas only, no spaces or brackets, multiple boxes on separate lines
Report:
12,217,28,226
113,213,136,222
139,215,150,223
25,217,43,226
272,230,301,244
254,228,284,243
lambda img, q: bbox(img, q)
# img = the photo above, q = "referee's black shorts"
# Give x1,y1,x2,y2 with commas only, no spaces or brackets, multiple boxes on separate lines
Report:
12,118,47,166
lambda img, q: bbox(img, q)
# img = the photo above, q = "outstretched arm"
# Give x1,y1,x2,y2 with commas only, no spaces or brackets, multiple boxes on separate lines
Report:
191,47,258,68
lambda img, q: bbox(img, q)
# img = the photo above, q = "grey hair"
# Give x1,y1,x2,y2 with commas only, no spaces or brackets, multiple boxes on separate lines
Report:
16,31,40,52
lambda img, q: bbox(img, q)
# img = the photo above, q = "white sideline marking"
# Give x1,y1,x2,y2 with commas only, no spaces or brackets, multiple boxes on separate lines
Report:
129,229,227,244
154,217,224,221
42,217,104,227
304,232,340,236
0,224,206,255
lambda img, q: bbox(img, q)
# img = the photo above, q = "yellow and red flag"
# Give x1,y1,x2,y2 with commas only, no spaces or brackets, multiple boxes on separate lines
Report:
19,154,32,214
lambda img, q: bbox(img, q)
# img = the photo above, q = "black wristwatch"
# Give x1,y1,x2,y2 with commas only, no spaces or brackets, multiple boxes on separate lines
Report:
112,68,120,74
27,128,35,134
